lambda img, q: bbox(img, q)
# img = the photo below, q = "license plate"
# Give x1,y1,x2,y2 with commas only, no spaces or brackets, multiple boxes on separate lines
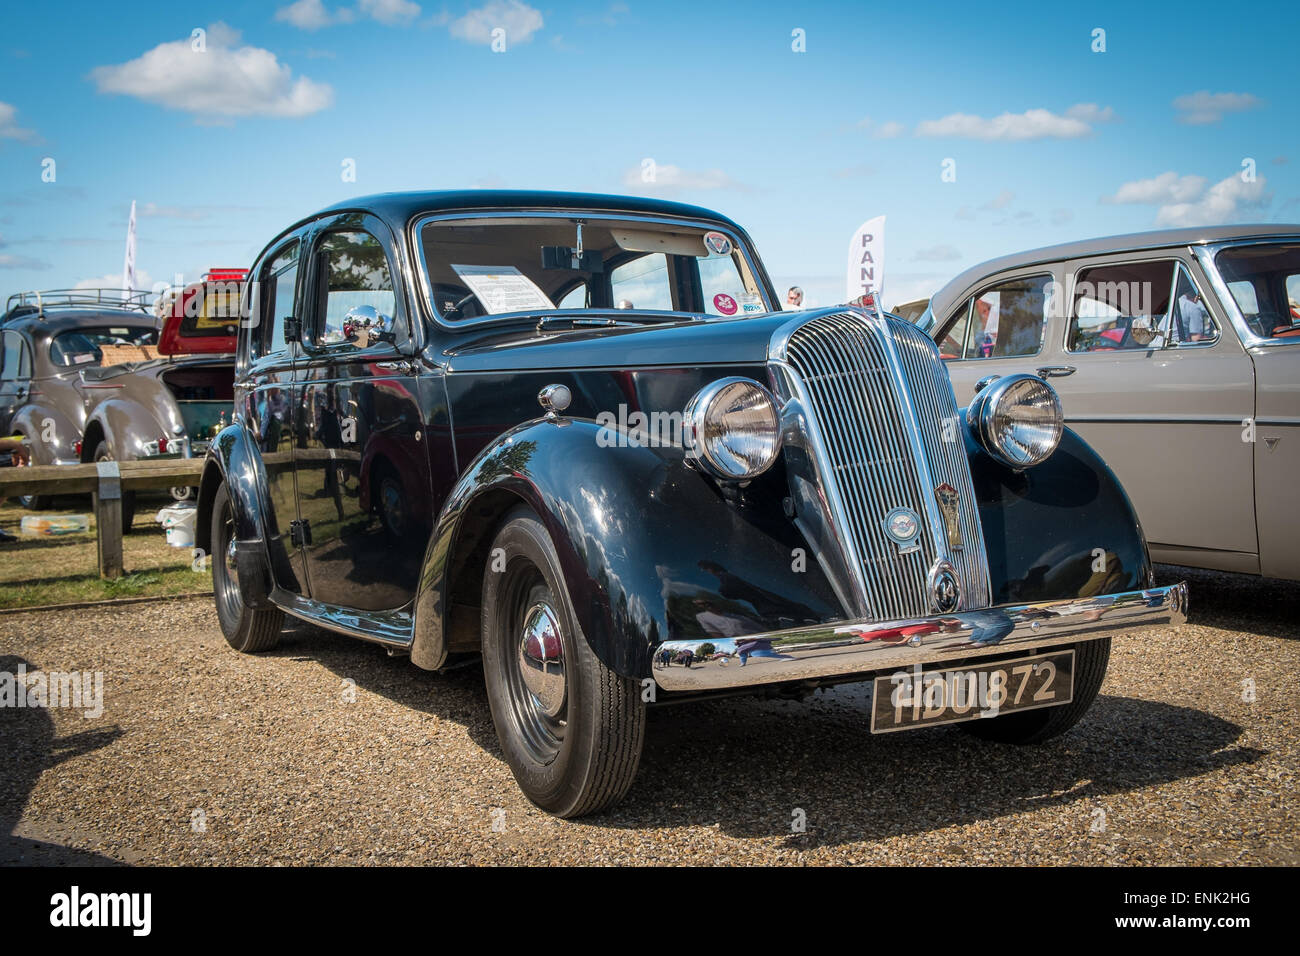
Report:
870,650,1075,733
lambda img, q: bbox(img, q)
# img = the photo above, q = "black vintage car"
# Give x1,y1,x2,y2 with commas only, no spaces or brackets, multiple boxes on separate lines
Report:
196,190,1187,817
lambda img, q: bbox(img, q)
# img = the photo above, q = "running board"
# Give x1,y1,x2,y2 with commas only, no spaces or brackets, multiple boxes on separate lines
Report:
275,591,414,648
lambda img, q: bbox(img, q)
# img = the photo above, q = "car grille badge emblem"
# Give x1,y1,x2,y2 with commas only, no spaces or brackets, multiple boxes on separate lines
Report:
934,482,963,551
927,558,962,614
884,507,921,554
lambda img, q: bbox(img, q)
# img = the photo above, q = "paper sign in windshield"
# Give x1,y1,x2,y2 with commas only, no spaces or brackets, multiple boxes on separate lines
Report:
451,264,554,314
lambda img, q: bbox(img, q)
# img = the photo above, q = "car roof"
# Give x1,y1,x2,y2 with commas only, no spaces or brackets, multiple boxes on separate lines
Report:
268,190,750,250
930,223,1300,319
1,309,160,340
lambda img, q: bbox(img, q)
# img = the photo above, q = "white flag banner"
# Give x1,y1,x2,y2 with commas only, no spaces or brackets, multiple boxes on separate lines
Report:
122,199,137,299
846,215,885,306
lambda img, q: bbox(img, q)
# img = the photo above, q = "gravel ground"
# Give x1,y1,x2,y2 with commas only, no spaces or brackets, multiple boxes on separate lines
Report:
1,565,1296,866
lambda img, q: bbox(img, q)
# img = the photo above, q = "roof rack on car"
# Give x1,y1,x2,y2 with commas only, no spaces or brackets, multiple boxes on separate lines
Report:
2,288,154,322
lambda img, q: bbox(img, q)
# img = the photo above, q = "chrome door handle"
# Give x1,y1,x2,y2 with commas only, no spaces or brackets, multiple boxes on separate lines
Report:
1036,366,1076,379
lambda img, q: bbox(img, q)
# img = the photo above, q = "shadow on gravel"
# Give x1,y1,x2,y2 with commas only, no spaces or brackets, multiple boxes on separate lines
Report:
611,690,1260,847
0,655,125,866
1156,564,1300,641
263,623,502,755
259,627,1260,847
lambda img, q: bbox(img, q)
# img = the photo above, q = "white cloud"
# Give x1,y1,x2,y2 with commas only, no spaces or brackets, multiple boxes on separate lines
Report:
1104,171,1208,205
1154,173,1270,227
359,0,422,25
620,163,745,193
1173,91,1262,125
874,120,905,139
275,0,342,29
0,101,35,142
913,244,961,262
276,0,418,29
451,1,543,45
916,104,1112,141
75,269,154,291
1065,103,1115,123
90,23,333,120
981,189,1014,210
0,233,49,270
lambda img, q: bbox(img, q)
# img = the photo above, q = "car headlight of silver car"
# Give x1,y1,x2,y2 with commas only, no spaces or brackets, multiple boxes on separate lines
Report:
967,373,1064,470
684,377,782,480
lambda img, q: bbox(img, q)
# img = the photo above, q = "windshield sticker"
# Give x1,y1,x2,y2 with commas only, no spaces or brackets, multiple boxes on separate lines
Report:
450,264,555,315
740,294,764,314
702,232,733,257
713,292,739,316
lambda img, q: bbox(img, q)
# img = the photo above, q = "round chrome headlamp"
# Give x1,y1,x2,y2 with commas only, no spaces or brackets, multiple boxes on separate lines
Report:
967,373,1063,470
684,377,782,480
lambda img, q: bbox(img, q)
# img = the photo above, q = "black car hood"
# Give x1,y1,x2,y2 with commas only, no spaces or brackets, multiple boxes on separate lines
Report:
435,310,812,373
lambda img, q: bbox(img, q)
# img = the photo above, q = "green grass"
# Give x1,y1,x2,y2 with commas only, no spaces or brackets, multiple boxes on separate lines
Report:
0,492,213,609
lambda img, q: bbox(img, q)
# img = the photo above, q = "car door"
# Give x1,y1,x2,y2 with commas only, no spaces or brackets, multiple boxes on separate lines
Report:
1049,252,1257,568
1208,240,1300,579
245,234,309,594
293,214,431,612
0,329,32,434
939,267,1065,406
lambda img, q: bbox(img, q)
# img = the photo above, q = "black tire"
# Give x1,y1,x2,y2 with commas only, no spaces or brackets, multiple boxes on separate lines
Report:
961,638,1111,744
91,440,137,533
211,482,283,653
481,508,645,818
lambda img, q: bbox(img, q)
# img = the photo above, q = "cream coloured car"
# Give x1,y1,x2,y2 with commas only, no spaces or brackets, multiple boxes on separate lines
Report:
919,225,1300,580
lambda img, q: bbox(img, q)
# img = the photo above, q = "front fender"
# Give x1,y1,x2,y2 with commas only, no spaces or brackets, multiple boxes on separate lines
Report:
411,418,843,677
968,423,1152,604
195,423,278,607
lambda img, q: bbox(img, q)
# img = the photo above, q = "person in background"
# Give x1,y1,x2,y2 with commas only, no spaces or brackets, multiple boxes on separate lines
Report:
0,436,31,542
1175,290,1210,342
784,286,804,310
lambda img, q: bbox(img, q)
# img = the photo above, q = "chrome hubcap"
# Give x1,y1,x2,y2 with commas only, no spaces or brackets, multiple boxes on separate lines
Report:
225,535,239,576
518,602,565,719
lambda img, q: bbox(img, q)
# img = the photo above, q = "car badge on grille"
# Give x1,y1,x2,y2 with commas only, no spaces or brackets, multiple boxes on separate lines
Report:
883,507,921,554
934,483,963,552
928,559,962,614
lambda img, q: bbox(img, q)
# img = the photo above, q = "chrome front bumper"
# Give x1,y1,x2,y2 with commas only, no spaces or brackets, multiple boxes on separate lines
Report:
651,583,1187,692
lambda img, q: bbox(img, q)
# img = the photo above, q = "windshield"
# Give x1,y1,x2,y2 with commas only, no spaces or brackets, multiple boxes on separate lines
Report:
1214,242,1300,340
417,216,770,322
49,326,158,367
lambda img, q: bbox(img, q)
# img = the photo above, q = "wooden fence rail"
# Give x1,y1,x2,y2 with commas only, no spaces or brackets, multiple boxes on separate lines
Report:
0,459,206,579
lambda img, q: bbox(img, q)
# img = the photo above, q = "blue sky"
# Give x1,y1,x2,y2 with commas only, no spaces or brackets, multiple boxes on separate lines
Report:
1,0,1296,310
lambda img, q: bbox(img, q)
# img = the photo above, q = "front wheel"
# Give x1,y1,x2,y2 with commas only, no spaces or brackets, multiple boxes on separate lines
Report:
961,638,1111,744
481,509,645,818
211,482,283,653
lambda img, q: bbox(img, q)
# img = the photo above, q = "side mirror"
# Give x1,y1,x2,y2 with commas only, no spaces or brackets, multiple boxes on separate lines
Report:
283,316,301,343
342,304,394,348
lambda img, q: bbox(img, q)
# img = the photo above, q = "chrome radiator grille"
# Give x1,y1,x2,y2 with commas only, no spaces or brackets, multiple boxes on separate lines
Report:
778,311,991,620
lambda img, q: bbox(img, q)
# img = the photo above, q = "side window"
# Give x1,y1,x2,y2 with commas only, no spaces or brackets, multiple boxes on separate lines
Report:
1069,260,1212,351
314,230,397,349
1,332,20,381
939,300,971,359
1169,264,1219,346
964,273,1052,359
698,255,749,316
610,253,672,312
257,241,300,360
557,282,588,309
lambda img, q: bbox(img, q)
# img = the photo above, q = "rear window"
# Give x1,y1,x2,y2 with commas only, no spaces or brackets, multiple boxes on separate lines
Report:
49,327,157,367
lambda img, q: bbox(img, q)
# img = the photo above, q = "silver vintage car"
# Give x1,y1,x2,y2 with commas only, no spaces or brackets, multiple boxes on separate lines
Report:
919,225,1300,580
